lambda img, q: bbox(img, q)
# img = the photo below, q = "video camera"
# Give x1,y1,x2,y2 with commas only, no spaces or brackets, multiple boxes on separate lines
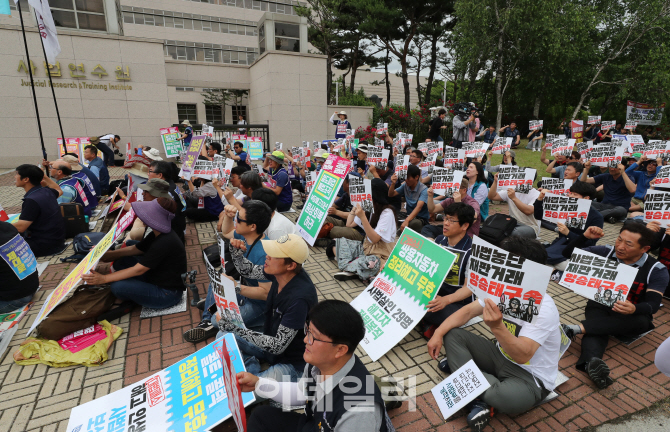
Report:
453,102,482,120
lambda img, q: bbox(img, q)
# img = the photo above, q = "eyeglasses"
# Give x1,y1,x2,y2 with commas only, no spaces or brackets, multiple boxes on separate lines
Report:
443,218,460,225
236,214,247,225
304,322,338,346
148,170,156,173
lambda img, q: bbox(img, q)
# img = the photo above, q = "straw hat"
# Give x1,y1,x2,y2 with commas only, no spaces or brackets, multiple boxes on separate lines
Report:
126,162,150,178
144,148,163,161
61,155,83,171
181,120,192,126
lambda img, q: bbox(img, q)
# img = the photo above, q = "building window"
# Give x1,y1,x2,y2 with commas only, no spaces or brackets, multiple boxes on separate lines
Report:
164,40,259,65
232,106,247,121
51,0,107,31
206,105,223,125
274,22,299,52
176,87,195,91
178,104,198,124
122,8,258,36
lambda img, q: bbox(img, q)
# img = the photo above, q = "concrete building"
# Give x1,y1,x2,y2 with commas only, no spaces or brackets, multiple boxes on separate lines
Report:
0,0,376,165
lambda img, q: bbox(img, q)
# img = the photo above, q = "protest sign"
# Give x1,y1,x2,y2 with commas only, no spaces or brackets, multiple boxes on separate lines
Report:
601,120,616,131
426,141,441,156
643,190,670,227
0,204,8,222
624,121,638,130
550,138,575,157
467,236,553,324
213,158,234,188
463,142,488,159
66,334,256,432
333,138,346,153
0,233,37,280
368,145,390,170
628,135,646,154
212,275,246,329
654,166,670,188
159,127,179,135
394,155,410,181
421,154,438,174
161,131,182,158
28,225,118,335
432,168,465,198
626,100,665,125
351,228,456,361
349,175,373,213
305,171,317,197
274,142,282,151
545,134,557,149
443,147,466,170
640,140,669,160
192,160,214,180
58,138,81,159
542,192,591,229
497,166,536,194
588,116,601,125
571,120,584,142
376,122,388,135
541,178,573,196
247,136,264,159
588,144,624,167
529,120,543,131
181,135,207,180
491,137,512,154
296,155,351,245
431,360,491,420
559,248,638,307
576,140,592,158
216,339,247,432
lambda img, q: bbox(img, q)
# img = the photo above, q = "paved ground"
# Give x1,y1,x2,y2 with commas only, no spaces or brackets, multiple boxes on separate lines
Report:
0,166,669,431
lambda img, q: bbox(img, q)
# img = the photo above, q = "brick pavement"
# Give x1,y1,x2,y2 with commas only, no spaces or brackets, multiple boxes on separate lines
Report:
0,167,669,431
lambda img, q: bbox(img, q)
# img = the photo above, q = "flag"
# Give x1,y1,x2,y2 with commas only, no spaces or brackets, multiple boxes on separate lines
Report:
1,0,11,15
15,0,61,64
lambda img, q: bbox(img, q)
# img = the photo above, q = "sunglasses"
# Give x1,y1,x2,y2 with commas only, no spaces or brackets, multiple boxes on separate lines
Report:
236,214,247,225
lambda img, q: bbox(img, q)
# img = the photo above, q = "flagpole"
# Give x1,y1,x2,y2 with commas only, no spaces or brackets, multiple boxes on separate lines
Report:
16,1,48,162
34,10,66,155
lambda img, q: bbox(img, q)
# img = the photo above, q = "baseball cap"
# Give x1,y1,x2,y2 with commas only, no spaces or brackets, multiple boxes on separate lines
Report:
261,234,309,264
138,178,171,198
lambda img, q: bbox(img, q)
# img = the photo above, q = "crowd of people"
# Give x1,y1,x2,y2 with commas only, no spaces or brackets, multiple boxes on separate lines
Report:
3,115,670,432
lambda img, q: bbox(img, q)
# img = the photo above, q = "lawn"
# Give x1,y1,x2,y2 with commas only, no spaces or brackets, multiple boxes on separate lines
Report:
484,138,552,187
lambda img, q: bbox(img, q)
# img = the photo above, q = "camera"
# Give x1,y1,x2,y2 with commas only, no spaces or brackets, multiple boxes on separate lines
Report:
453,102,482,120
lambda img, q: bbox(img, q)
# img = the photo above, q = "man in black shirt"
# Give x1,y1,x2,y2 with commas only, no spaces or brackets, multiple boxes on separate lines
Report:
0,221,39,313
219,234,318,383
12,164,65,257
427,109,447,143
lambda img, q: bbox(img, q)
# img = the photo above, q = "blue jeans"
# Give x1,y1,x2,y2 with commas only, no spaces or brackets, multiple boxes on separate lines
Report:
202,282,216,323
0,294,34,314
110,256,183,309
237,293,266,331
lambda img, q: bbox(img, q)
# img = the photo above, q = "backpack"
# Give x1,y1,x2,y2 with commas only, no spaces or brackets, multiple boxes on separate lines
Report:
478,213,517,246
60,203,89,238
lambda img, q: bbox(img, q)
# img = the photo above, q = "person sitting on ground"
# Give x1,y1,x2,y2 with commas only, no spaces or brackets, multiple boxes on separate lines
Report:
183,176,224,222
545,152,581,180
477,125,497,145
205,142,222,160
483,149,516,174
263,151,294,212
499,122,521,149
240,299,396,432
217,234,317,385
12,165,65,256
540,143,569,168
389,164,429,233
0,221,40,313
61,154,99,210
526,126,543,152
489,171,540,238
465,162,489,221
228,141,250,171
330,179,397,282
81,144,109,195
148,161,186,243
323,175,365,242
626,155,661,212
580,160,636,223
251,188,296,240
423,178,481,240
560,223,669,389
216,170,263,232
427,237,561,431
67,150,103,197
45,159,94,217
214,166,247,208
409,149,432,184
126,179,173,241
422,203,475,331
81,198,187,309
533,182,603,273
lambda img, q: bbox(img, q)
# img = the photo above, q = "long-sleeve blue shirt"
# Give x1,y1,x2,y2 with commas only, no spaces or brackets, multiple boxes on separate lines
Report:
625,163,660,199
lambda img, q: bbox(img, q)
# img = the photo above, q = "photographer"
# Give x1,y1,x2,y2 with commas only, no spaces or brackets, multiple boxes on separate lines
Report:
452,103,478,149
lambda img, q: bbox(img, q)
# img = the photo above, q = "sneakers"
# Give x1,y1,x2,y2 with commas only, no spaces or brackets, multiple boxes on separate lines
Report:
437,357,451,374
333,271,358,281
183,320,218,343
586,357,614,389
422,324,437,339
467,400,494,432
605,216,617,224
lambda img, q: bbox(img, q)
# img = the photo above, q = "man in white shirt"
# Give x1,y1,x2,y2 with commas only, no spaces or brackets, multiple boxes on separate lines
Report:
252,188,296,240
427,237,560,431
488,171,540,238
96,133,121,167
237,114,247,134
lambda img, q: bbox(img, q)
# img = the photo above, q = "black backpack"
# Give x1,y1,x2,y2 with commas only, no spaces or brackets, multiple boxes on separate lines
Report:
478,213,517,246
59,203,89,238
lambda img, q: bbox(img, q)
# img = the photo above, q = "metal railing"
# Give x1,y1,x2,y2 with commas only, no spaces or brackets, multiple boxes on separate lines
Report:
172,124,271,154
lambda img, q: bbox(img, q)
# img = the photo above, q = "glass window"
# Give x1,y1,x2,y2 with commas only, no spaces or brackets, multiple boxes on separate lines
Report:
51,0,106,31
123,12,134,24
51,10,77,28
210,22,219,32
177,46,187,60
276,4,284,14
260,1,267,11
78,13,106,30
275,37,299,52
206,105,223,125
252,0,261,10
259,37,265,54
229,24,237,34
230,51,239,63
232,106,247,121
144,14,154,25
155,16,164,26
202,21,211,31
222,51,231,63
167,45,177,59
75,0,104,13
183,19,193,30
247,52,255,64
178,104,198,124
193,20,202,30
195,48,204,61
134,13,144,24
164,16,174,27
174,17,184,28
186,47,196,61
275,22,299,38
220,23,228,33
268,2,275,12
51,0,73,9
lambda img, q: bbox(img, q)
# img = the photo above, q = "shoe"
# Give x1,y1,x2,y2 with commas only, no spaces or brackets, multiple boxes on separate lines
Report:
437,357,451,374
586,358,614,389
196,298,206,311
183,320,218,343
561,323,577,341
422,324,437,339
296,204,304,210
606,216,617,224
325,240,336,260
467,400,493,432
314,238,331,247
333,271,358,281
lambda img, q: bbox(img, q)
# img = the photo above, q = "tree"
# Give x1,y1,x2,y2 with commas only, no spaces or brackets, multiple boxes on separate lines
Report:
201,89,249,124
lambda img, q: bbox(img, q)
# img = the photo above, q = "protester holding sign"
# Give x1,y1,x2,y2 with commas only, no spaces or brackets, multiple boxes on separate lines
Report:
499,123,521,149
228,141,250,171
478,125,498,144
526,126,544,152
626,155,661,211
427,237,561,429
330,111,352,140
489,172,541,238
330,179,397,282
580,161,635,223
540,142,569,170
47,159,94,217
483,149,517,178
0,221,39,313
546,159,582,181
81,198,187,309
424,178,481,239
389,165,429,233
240,300,396,432
148,161,186,243
263,151,294,212
560,224,669,389
183,176,224,222
464,162,490,221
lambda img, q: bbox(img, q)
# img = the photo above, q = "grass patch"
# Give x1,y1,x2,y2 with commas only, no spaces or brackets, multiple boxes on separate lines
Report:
484,138,552,187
